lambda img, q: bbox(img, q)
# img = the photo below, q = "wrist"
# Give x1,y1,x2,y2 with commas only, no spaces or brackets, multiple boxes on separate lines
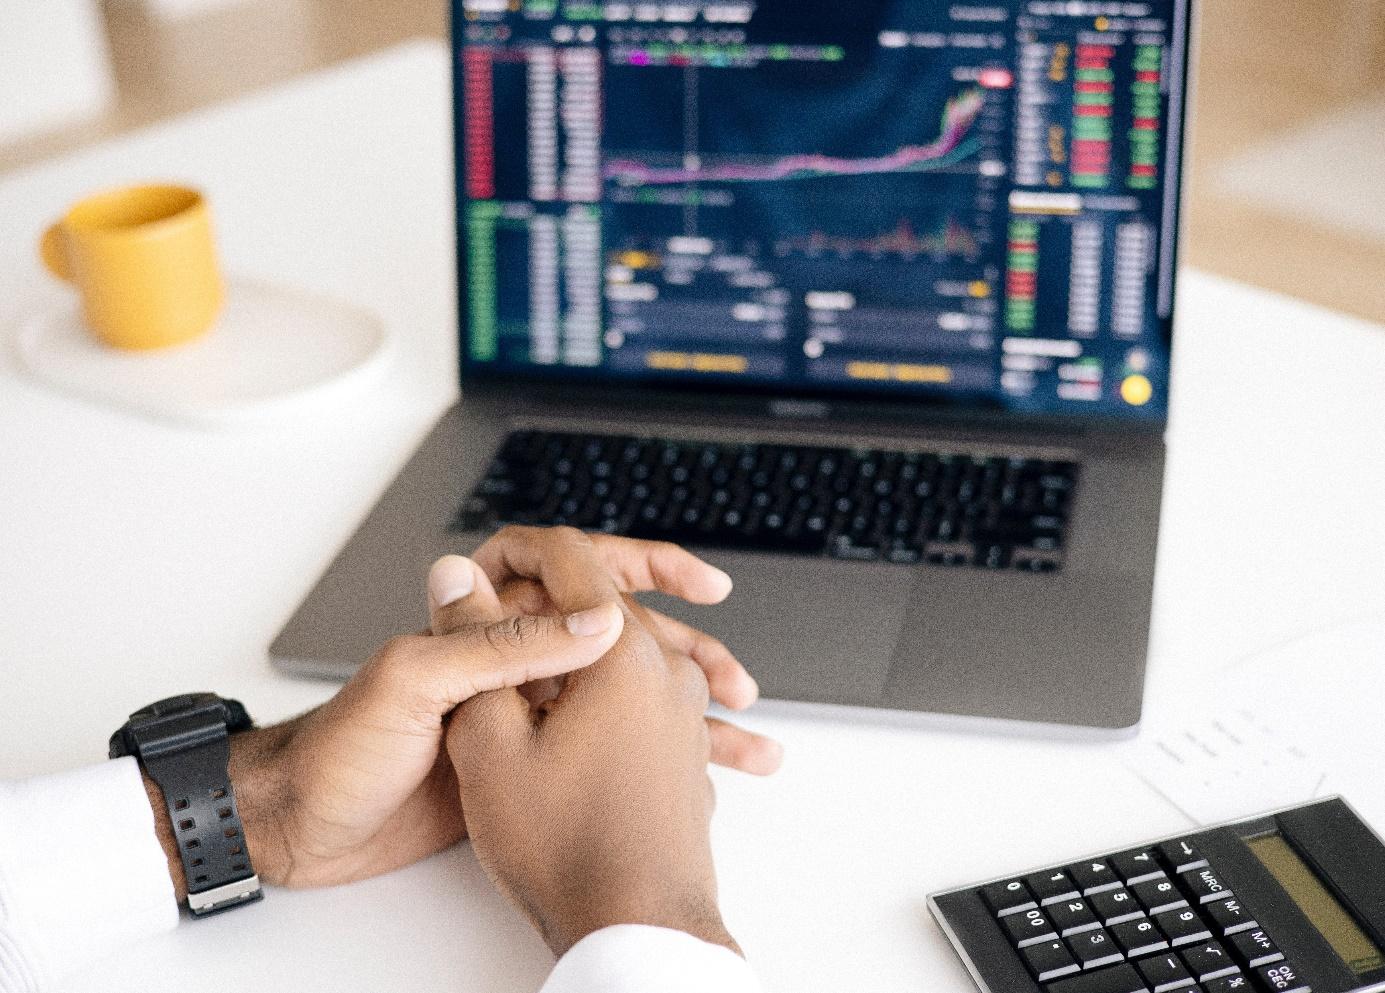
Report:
542,886,739,958
142,724,295,901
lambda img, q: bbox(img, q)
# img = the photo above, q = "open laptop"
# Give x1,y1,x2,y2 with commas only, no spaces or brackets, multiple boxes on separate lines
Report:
272,0,1194,731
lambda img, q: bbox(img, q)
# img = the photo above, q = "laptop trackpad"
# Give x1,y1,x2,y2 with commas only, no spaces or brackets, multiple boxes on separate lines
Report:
644,552,909,707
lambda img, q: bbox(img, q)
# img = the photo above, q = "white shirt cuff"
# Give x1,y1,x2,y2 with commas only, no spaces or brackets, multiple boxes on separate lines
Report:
540,925,763,993
0,757,178,992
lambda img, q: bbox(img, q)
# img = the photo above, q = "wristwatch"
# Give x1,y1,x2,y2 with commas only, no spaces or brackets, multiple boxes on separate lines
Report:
109,693,264,917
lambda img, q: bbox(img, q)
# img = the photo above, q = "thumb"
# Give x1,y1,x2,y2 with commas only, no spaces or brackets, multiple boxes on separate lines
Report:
442,603,623,763
439,602,625,700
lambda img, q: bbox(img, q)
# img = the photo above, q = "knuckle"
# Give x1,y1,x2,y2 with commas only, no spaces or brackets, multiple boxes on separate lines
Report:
484,614,545,652
551,525,593,547
377,634,424,671
493,523,531,544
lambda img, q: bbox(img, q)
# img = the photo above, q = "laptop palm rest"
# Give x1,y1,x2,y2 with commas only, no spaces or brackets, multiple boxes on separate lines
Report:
647,550,910,708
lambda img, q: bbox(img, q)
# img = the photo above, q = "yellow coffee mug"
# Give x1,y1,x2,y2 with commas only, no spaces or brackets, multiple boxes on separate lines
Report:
40,183,225,350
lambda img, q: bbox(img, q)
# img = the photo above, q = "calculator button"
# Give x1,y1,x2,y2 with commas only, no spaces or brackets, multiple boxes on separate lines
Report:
1154,908,1213,947
1091,887,1146,926
1178,865,1233,904
1004,907,1060,947
1070,927,1125,971
1136,952,1196,992
1024,938,1082,982
1228,927,1284,968
1113,849,1166,885
1206,896,1258,936
1133,877,1189,914
1202,975,1253,992
1051,897,1102,936
1181,940,1240,982
1027,869,1083,906
1111,918,1170,958
1158,838,1209,874
982,878,1038,917
1070,858,1124,896
1253,960,1309,992
1045,962,1147,993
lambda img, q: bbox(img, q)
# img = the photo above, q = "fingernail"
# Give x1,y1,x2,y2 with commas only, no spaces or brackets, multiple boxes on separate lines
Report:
428,555,475,608
565,603,620,637
710,566,734,595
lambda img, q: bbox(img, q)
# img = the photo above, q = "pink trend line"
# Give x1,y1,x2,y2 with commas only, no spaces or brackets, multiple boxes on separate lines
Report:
604,88,985,187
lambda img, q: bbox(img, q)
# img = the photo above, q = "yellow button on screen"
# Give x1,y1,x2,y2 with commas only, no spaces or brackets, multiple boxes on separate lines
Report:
1121,374,1153,406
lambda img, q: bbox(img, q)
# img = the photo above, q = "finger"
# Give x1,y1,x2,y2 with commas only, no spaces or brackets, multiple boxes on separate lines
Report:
585,534,733,603
638,606,759,710
471,526,624,613
428,555,506,634
373,604,624,725
706,716,783,776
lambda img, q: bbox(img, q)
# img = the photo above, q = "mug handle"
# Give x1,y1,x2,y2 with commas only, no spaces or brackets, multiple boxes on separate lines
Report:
40,223,73,282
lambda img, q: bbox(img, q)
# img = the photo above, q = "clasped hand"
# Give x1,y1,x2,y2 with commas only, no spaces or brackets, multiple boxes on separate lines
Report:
163,527,781,956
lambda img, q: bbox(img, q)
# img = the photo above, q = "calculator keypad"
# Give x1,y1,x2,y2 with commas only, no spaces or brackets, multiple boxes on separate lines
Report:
976,840,1311,992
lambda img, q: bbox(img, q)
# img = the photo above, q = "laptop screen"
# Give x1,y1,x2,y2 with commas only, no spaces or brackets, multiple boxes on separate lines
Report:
454,0,1190,422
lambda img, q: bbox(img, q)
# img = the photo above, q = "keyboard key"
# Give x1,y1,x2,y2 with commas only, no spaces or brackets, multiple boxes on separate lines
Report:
1069,927,1125,971
1203,974,1253,992
1112,849,1165,886
1133,877,1188,914
1154,908,1213,948
456,432,1076,573
1205,896,1257,936
1178,865,1233,904
1136,952,1196,992
1050,897,1101,936
1228,928,1283,967
1254,960,1309,992
1158,839,1209,874
1110,918,1170,958
1070,859,1124,896
1024,938,1082,982
1003,907,1060,948
1045,962,1147,993
1026,869,1082,906
1181,940,1239,982
1091,887,1146,926
982,879,1037,917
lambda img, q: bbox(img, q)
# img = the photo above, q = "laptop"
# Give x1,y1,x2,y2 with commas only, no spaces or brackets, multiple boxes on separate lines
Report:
272,0,1194,731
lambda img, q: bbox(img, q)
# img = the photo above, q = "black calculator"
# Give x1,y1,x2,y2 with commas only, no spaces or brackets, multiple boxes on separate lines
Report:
928,798,1385,993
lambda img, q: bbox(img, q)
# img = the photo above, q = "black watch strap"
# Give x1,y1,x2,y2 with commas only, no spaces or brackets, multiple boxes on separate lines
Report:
110,693,263,917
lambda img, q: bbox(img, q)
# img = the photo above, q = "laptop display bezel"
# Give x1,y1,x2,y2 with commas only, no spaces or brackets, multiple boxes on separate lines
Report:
449,0,1195,436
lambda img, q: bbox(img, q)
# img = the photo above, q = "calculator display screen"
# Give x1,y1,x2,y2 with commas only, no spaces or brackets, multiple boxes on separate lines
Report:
1248,833,1385,975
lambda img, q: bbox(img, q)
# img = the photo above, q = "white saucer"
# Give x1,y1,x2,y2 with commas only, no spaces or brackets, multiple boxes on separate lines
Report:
14,277,392,427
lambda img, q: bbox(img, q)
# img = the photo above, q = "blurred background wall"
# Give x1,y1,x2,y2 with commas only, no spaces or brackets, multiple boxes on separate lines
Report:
3,0,1383,326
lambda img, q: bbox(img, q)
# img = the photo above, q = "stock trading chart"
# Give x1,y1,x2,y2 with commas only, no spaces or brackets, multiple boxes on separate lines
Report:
457,0,1187,418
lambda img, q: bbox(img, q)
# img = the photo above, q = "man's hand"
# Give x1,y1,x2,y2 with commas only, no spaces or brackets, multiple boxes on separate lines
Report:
439,527,771,958
143,527,778,897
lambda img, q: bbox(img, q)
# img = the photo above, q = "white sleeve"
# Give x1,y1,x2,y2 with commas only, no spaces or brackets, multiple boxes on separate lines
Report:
540,925,764,993
0,757,179,993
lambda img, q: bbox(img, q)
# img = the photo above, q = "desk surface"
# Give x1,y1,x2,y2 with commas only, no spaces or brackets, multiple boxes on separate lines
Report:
2,42,1384,993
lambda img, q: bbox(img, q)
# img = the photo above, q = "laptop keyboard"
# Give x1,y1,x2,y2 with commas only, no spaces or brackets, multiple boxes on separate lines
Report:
453,430,1079,572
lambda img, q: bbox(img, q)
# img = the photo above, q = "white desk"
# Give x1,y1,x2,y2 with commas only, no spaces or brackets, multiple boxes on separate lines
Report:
2,42,1384,993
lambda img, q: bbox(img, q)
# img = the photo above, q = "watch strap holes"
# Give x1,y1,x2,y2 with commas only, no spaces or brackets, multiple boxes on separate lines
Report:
194,875,209,885
232,863,247,873
174,798,190,811
191,858,204,868
185,839,200,850
178,818,195,831
223,826,239,839
210,787,227,800
218,806,233,819
229,845,243,856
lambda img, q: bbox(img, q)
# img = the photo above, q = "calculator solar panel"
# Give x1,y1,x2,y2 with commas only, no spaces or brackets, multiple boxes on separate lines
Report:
928,799,1385,993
